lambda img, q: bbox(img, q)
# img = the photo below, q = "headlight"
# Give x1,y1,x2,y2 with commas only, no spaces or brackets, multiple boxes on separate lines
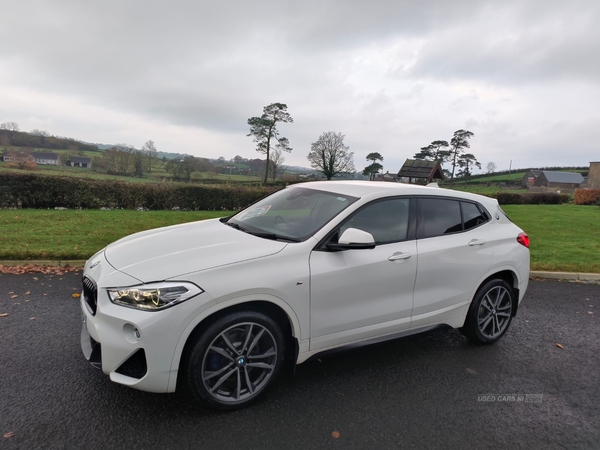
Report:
107,282,203,311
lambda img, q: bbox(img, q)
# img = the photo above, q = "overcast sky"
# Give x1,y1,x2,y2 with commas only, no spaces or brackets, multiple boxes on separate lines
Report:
1,0,599,173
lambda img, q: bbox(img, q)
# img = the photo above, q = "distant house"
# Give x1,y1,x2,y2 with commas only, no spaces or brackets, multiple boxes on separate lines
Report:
32,152,60,165
374,171,400,182
2,151,60,166
522,169,543,187
70,156,92,168
533,171,584,189
397,159,444,184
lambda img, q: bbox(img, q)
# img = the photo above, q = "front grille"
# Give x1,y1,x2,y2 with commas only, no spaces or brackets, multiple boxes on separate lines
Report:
116,349,148,379
83,276,98,315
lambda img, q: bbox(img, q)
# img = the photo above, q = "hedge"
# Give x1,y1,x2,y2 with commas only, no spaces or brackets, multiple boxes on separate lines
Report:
0,172,281,210
495,192,571,205
574,189,600,205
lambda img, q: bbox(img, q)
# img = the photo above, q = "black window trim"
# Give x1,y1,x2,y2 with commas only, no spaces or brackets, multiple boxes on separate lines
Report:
314,196,417,251
415,195,491,240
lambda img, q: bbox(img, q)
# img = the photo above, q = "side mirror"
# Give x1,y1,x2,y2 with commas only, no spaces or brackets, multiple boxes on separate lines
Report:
326,228,376,251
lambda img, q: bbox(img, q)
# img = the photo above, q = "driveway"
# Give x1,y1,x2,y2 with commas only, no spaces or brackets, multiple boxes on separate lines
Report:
0,273,598,449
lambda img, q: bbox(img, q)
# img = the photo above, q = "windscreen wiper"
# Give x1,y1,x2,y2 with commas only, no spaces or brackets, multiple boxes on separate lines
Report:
226,221,300,242
248,231,301,242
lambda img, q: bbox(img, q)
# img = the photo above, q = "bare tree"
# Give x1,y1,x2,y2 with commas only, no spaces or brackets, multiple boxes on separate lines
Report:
30,129,50,137
269,147,286,180
486,161,497,174
142,140,157,173
0,122,20,144
247,103,293,184
307,132,355,180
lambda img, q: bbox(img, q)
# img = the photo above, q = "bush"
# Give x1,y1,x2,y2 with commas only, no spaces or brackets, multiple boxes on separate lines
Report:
0,172,281,210
574,189,600,205
495,192,570,205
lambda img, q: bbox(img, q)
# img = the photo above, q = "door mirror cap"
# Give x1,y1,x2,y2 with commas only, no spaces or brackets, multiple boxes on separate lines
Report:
326,228,376,251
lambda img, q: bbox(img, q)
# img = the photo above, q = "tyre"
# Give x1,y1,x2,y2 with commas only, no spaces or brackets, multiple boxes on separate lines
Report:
462,279,514,345
183,311,286,410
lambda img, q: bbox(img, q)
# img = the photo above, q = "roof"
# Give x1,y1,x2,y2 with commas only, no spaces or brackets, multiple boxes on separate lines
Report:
71,156,92,163
31,151,59,160
286,180,495,208
397,159,444,180
528,170,542,177
542,171,584,184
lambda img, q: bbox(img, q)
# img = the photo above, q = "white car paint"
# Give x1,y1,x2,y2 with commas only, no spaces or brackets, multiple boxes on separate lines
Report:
80,180,530,395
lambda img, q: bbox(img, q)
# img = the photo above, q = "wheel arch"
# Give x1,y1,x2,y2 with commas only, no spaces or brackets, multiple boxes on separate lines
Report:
170,298,300,392
477,269,520,317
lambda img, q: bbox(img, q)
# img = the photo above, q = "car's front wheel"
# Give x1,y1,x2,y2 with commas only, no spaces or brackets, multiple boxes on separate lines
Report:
183,311,285,410
462,279,514,344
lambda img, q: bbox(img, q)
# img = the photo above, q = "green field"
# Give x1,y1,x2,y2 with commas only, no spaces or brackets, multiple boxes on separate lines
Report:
0,205,598,273
502,204,600,273
0,210,232,260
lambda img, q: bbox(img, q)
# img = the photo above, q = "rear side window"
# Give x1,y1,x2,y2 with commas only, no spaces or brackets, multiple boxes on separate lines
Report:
419,198,462,238
462,202,487,231
418,198,490,238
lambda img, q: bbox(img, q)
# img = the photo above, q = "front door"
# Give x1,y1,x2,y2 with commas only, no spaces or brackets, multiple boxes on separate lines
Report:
309,198,417,351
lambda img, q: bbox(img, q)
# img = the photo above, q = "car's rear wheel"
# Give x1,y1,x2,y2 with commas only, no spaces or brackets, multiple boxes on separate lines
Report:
462,279,514,344
184,311,285,410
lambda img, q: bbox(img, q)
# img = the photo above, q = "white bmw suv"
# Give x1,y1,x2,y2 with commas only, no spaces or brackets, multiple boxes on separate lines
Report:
80,181,530,409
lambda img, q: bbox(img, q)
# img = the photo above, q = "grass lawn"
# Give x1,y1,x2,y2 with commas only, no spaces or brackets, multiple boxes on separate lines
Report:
502,204,600,273
0,205,598,273
0,210,233,260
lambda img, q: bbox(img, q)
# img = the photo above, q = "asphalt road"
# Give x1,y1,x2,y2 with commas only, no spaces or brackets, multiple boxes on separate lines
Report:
0,273,598,450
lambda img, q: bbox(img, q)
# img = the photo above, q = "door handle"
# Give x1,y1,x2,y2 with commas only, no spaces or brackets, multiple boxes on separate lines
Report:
388,252,412,261
468,239,486,246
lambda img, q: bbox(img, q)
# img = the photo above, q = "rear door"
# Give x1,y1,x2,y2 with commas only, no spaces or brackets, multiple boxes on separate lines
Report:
411,197,493,328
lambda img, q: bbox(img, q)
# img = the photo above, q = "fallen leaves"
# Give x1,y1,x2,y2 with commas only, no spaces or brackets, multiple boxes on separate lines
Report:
3,432,14,438
10,295,18,299
466,368,477,375
0,313,8,318
588,311,594,315
72,293,81,298
556,343,564,349
0,264,82,275
331,431,340,439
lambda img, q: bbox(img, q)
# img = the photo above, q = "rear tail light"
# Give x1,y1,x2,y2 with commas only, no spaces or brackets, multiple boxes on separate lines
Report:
517,232,530,248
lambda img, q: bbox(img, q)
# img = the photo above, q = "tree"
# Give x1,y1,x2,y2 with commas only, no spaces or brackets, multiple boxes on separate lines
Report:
5,148,37,170
102,144,136,175
142,140,157,173
307,132,355,180
165,155,205,181
363,152,384,180
247,103,293,184
486,161,497,174
457,153,481,179
414,140,450,163
269,147,286,181
449,130,474,183
0,122,20,144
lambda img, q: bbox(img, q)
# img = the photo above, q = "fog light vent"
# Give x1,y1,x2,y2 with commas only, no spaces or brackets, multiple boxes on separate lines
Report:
115,349,147,379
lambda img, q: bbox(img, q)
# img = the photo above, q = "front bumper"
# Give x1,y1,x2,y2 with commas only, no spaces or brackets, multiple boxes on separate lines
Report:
79,254,214,393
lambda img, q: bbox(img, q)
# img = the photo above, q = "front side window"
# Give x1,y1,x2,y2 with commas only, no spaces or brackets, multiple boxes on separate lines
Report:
228,187,358,241
339,198,410,244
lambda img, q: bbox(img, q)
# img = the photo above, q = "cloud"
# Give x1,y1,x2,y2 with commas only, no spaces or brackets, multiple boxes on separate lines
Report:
0,0,598,172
